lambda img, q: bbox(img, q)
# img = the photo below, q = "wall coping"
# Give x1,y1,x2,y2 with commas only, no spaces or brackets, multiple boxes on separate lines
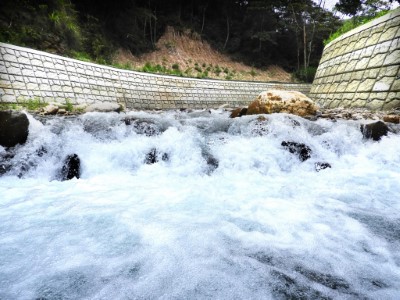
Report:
0,42,305,87
324,7,400,50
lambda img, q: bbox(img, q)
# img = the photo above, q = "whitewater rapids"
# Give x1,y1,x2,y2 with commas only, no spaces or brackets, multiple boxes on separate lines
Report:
0,109,399,299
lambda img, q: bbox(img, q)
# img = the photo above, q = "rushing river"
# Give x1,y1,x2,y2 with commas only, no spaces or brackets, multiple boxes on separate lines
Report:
0,110,400,299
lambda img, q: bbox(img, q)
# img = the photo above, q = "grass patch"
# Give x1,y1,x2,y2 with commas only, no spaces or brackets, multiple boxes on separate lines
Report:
324,10,390,45
23,97,47,110
0,102,18,110
71,51,92,62
0,97,47,111
65,99,74,112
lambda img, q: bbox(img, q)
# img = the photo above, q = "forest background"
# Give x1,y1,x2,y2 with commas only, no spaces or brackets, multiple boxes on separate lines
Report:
0,0,398,82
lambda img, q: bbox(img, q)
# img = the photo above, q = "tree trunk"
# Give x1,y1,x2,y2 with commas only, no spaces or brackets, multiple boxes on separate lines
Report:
153,7,157,47
143,18,147,39
201,4,208,35
223,16,230,50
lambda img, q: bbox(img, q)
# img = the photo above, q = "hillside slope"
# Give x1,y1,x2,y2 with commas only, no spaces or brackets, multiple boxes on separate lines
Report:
113,27,293,82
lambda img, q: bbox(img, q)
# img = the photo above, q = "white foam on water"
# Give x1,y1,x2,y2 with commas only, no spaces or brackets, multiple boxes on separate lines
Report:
0,110,399,299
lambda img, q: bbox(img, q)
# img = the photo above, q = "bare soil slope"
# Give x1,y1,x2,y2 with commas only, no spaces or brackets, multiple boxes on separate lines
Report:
113,27,293,82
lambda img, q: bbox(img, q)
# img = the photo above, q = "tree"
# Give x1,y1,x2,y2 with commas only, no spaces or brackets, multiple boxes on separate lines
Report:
335,0,398,16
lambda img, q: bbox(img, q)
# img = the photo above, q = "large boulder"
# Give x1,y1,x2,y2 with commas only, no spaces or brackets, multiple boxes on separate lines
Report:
0,111,29,147
361,121,389,141
246,90,318,117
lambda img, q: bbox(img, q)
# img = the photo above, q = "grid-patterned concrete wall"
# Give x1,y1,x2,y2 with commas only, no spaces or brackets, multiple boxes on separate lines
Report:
0,43,310,110
310,8,400,110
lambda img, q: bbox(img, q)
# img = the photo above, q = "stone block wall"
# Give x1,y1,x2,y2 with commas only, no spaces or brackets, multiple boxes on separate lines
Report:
310,8,400,110
0,43,310,110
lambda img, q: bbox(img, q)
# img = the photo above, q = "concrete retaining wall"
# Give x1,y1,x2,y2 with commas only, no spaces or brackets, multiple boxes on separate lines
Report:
0,43,310,110
310,8,400,110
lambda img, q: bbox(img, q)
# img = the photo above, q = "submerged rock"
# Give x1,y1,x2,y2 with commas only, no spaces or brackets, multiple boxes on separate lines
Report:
246,90,318,117
250,116,269,136
61,154,81,180
281,141,312,162
145,148,169,164
315,162,331,172
361,121,389,141
0,111,29,147
0,151,14,176
201,150,219,174
124,118,160,136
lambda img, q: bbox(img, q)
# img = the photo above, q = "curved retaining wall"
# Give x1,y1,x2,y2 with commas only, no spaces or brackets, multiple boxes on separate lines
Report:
0,43,310,110
310,9,400,110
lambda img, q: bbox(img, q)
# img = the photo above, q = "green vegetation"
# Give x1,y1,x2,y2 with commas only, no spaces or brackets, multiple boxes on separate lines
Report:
65,99,74,112
3,0,393,82
324,10,391,45
0,102,17,110
24,98,48,110
214,65,222,76
0,97,47,111
293,66,317,83
141,62,183,76
135,61,241,80
249,69,257,79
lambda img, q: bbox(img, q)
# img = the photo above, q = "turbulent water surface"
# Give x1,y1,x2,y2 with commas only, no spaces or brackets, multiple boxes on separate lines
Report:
0,110,400,299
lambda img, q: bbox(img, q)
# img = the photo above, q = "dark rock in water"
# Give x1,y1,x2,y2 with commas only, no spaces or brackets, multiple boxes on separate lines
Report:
281,141,312,162
201,150,219,174
206,155,219,174
61,154,81,180
0,163,11,175
361,121,389,141
315,162,331,172
145,148,169,164
230,107,248,118
0,111,29,147
145,148,157,164
206,156,219,169
0,149,16,176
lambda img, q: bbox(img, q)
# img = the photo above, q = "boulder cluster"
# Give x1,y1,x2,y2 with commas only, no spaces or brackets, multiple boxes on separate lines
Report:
228,89,399,171
0,90,399,178
230,90,400,125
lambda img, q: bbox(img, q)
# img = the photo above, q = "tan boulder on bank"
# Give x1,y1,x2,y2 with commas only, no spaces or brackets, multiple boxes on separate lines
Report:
247,90,318,117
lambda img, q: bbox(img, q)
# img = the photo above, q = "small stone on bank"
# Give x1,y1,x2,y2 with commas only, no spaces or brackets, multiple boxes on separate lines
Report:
85,102,124,113
383,115,400,124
